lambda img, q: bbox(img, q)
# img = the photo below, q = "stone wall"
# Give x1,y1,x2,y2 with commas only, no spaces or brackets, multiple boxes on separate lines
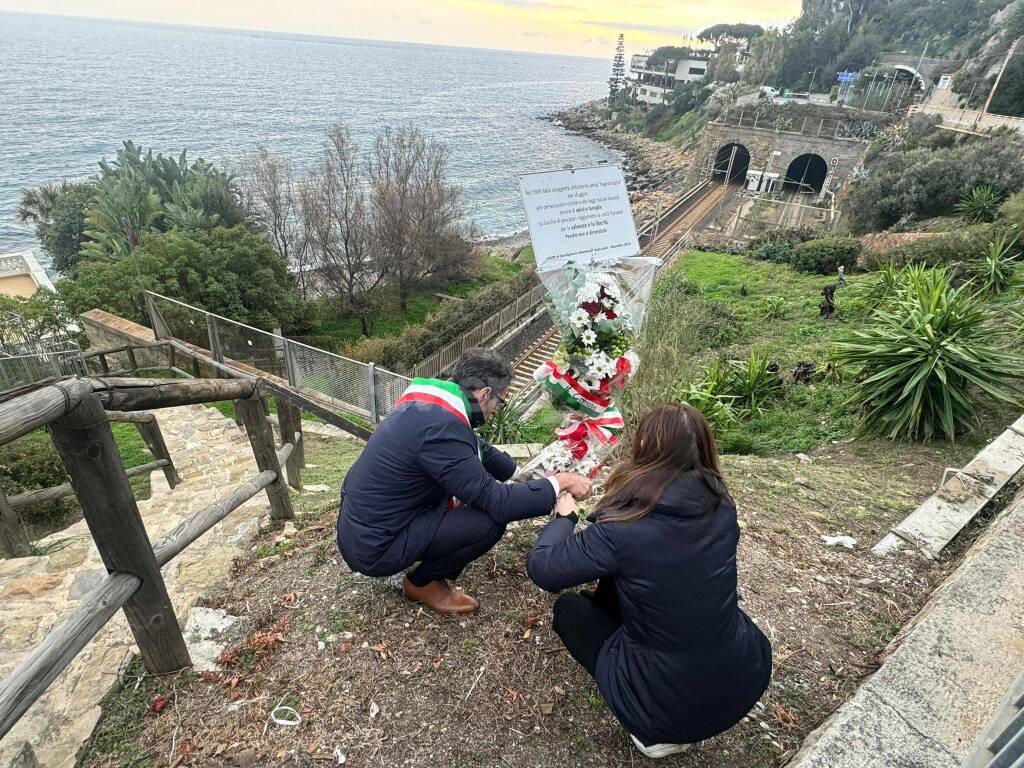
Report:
79,309,164,371
688,122,867,201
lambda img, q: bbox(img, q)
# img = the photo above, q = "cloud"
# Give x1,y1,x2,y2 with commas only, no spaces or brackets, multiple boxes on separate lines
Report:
478,0,582,9
579,19,698,35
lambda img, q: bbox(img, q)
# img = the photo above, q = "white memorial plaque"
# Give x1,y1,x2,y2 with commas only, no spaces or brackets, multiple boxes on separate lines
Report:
519,165,639,272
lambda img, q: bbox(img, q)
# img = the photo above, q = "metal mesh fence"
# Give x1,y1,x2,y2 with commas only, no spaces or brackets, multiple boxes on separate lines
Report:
0,344,87,392
146,292,410,421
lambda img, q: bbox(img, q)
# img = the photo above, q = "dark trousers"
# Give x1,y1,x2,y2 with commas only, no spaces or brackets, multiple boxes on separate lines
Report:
406,506,506,587
551,578,622,677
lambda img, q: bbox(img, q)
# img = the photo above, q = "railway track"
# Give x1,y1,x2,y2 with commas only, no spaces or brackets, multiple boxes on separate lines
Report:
509,181,724,396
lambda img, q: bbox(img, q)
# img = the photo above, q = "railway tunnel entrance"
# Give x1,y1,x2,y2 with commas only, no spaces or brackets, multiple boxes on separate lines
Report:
783,153,828,195
713,143,750,184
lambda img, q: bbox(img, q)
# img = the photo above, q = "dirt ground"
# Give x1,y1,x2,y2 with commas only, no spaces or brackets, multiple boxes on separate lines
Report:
77,426,1009,768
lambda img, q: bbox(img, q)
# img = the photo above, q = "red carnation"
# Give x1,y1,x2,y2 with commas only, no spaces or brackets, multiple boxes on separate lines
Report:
598,378,611,396
570,442,588,460
582,301,602,315
605,310,617,319
616,356,632,375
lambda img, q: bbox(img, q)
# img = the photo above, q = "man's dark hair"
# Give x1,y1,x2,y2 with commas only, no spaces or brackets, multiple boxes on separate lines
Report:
450,348,512,393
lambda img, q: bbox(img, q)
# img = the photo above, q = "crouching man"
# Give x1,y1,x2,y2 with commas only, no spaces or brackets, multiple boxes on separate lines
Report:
337,348,592,615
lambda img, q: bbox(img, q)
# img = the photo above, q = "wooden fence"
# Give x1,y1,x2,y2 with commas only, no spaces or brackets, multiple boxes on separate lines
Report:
0,337,347,739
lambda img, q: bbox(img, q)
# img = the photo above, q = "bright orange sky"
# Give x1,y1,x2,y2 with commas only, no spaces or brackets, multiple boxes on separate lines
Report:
0,0,801,57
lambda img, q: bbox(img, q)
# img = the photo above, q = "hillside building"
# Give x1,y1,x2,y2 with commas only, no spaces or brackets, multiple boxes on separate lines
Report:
628,49,713,105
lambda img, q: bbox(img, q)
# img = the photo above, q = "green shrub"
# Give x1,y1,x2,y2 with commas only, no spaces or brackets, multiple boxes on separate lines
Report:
759,296,789,320
0,437,72,530
751,242,794,264
790,237,861,275
674,359,739,433
345,269,537,370
833,266,1024,441
956,185,1003,224
884,226,997,267
846,135,1024,234
999,190,1024,228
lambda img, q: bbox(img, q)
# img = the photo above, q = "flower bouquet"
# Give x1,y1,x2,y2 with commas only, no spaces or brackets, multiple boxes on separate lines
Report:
521,256,659,479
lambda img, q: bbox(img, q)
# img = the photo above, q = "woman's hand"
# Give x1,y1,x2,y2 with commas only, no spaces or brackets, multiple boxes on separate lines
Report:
555,492,579,517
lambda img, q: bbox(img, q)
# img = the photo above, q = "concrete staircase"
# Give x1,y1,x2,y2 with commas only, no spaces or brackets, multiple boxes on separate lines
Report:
0,405,270,768
511,329,560,395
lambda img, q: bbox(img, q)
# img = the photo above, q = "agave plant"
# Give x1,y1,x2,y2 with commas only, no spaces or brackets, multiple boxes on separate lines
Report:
833,266,1024,441
956,185,1004,225
973,232,1021,295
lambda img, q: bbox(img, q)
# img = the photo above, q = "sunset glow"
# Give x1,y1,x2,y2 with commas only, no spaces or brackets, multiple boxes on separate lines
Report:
0,0,801,57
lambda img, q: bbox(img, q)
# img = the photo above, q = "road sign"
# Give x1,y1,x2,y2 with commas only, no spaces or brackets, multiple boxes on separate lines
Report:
519,165,639,272
837,71,859,83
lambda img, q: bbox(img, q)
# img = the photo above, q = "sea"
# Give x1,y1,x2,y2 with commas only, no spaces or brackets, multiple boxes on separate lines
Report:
0,12,619,267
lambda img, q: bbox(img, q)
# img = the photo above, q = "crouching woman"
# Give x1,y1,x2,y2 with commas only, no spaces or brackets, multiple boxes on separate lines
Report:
527,404,772,759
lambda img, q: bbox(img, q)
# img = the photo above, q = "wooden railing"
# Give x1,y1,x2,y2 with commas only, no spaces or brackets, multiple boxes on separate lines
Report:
0,408,181,559
0,363,319,738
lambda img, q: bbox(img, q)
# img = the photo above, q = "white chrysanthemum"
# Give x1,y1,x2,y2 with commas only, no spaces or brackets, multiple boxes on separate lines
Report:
569,308,590,329
580,328,597,346
577,281,602,304
600,296,616,309
585,350,616,379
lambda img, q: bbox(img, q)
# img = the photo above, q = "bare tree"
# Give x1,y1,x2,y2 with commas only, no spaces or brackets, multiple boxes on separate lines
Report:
241,148,311,299
300,124,387,336
369,126,473,312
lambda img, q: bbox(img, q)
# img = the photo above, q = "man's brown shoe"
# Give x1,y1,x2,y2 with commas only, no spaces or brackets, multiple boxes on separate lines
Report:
403,578,480,615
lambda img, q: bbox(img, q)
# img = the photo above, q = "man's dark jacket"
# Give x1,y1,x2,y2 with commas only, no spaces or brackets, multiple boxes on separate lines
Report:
337,396,556,577
527,471,772,745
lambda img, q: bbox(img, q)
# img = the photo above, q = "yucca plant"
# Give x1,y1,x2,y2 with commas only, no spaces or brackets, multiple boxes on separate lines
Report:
973,232,1020,295
833,266,1024,441
760,296,789,321
675,359,741,432
727,351,782,416
476,395,530,445
955,185,1003,225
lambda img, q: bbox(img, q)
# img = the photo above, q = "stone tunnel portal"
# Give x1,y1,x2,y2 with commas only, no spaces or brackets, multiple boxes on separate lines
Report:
713,143,751,184
783,153,829,195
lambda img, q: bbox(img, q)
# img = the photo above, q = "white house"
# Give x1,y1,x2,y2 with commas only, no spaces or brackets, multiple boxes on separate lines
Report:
628,50,712,106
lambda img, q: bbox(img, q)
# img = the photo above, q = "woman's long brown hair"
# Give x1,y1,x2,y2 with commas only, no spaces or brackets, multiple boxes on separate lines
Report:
593,404,731,523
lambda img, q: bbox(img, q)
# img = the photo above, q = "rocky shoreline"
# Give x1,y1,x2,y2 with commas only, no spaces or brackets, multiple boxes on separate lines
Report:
545,99,692,234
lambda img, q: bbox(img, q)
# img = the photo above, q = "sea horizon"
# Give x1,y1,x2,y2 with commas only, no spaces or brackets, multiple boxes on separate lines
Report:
0,11,619,267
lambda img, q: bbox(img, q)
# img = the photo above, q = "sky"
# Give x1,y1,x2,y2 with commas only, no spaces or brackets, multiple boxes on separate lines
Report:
0,0,801,58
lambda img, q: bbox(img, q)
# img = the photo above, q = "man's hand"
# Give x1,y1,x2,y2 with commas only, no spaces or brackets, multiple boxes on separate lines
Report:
554,472,593,500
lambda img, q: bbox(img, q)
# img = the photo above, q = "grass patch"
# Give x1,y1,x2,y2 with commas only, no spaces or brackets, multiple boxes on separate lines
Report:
624,251,874,455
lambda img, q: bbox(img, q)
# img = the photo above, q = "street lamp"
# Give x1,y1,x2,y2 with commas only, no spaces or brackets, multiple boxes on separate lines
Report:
808,67,819,95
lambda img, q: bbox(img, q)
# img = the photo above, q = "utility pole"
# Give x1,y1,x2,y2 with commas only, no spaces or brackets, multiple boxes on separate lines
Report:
808,67,819,95
980,35,1024,122
715,145,739,223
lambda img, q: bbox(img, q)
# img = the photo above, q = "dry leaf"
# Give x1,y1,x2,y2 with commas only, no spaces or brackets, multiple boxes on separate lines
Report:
552,686,566,699
432,655,443,668
540,702,554,715
522,629,532,641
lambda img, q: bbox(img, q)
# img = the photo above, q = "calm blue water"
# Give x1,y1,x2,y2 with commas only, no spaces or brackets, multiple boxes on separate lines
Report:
0,12,618,266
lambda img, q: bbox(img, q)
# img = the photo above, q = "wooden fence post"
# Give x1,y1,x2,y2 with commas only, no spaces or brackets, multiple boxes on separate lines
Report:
0,486,30,558
276,402,303,491
49,393,191,674
134,418,182,489
234,397,294,520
